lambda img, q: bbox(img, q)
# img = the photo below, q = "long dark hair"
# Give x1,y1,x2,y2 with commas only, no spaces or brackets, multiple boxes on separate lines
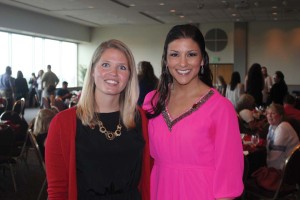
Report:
230,71,241,91
246,63,264,93
147,24,212,118
138,61,158,84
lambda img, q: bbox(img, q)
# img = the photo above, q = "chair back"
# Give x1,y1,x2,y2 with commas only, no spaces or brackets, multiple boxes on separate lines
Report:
28,130,45,172
53,98,67,111
274,144,300,198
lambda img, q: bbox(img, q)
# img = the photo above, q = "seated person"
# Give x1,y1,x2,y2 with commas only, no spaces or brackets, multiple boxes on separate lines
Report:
283,94,300,121
265,103,299,170
43,85,56,108
56,81,72,102
33,108,57,159
236,94,268,136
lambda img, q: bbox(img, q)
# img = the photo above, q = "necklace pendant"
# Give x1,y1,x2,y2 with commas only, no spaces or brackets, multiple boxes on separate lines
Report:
106,131,115,140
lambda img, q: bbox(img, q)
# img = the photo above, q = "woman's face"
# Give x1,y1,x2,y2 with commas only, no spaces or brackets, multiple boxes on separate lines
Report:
266,107,282,126
273,74,279,83
166,38,203,86
93,48,130,97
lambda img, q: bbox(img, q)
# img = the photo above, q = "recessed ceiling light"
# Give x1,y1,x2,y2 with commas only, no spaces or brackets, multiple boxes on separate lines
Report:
272,6,277,9
170,9,176,13
130,4,135,7
88,6,94,9
179,15,185,18
232,13,237,17
272,12,278,15
159,3,165,6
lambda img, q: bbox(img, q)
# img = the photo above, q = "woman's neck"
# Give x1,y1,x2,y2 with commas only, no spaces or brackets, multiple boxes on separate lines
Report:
94,94,120,113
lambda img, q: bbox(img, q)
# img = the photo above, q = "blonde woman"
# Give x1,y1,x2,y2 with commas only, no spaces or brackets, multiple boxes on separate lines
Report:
33,108,56,159
266,103,299,169
45,39,151,200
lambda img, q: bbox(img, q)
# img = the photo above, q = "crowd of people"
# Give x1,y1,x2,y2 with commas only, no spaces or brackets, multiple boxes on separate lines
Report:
0,64,77,113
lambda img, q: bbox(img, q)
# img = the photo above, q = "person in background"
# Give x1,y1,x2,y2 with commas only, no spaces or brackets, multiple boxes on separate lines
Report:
268,71,288,105
56,81,72,102
0,66,15,110
15,70,29,101
225,71,244,108
216,75,227,96
235,93,268,136
45,39,151,200
265,103,299,170
261,66,273,105
137,61,159,106
143,24,243,200
283,94,300,121
46,85,56,107
36,69,44,108
245,63,264,107
33,108,57,159
28,72,38,107
41,64,59,100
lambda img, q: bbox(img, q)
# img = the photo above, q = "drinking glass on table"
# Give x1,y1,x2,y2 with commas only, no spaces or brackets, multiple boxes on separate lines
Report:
251,133,260,146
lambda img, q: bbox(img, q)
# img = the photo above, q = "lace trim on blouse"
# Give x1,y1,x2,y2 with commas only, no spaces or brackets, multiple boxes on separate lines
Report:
162,89,214,131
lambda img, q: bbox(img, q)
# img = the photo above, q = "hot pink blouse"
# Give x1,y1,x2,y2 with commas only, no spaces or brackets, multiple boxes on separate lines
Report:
143,89,244,200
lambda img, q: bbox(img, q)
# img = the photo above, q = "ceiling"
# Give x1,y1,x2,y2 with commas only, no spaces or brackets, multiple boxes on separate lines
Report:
0,0,299,27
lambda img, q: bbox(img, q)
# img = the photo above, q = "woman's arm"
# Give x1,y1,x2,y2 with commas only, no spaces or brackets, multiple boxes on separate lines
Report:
45,116,68,199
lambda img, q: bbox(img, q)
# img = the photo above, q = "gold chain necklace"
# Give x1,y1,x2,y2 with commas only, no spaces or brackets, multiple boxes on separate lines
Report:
95,113,122,140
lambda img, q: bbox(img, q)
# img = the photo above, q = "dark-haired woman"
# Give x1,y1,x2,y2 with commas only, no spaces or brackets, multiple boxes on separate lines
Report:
137,61,158,106
143,24,243,200
226,71,244,108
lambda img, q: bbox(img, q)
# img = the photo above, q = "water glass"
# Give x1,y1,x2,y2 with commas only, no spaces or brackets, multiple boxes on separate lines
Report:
251,134,260,146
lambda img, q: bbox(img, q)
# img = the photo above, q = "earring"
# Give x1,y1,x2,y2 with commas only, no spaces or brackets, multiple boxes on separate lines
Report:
200,65,204,75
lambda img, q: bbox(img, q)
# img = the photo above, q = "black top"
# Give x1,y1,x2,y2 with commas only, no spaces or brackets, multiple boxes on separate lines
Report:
138,79,157,106
76,111,144,200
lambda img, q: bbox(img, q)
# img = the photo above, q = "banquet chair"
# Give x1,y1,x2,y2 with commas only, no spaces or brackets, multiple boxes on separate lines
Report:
28,130,47,200
245,145,300,200
53,98,67,111
0,110,30,163
0,124,17,192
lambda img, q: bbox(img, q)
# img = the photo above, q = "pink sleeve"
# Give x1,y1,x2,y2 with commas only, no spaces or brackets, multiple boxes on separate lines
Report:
45,115,68,200
213,99,244,198
142,90,157,113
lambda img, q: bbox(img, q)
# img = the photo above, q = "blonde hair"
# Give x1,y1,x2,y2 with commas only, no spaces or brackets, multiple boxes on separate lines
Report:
33,109,56,136
267,103,285,119
76,39,139,129
236,94,256,113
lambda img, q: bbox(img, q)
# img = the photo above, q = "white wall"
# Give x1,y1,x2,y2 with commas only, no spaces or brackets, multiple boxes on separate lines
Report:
78,24,173,77
248,21,300,85
78,23,234,78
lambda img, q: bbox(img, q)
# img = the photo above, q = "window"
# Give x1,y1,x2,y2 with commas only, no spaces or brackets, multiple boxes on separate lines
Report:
0,31,78,87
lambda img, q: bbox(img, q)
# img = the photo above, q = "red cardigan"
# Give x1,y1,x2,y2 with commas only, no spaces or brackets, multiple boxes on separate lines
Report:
45,107,151,200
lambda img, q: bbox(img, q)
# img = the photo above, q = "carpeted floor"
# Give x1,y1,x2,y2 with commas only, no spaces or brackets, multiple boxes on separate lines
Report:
0,148,47,200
